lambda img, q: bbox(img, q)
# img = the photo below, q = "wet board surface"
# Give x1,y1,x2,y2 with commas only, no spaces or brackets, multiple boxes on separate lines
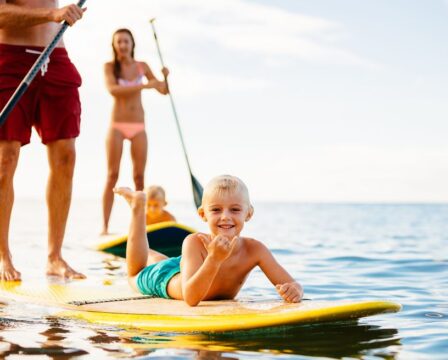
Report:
0,279,401,333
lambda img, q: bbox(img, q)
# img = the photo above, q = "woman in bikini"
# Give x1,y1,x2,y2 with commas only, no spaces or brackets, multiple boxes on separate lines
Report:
102,28,169,235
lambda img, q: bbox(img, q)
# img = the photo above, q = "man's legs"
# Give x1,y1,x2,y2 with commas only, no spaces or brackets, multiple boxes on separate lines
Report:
46,138,85,279
0,140,21,281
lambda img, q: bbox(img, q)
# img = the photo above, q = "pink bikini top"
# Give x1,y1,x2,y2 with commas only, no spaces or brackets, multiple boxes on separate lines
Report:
117,62,145,86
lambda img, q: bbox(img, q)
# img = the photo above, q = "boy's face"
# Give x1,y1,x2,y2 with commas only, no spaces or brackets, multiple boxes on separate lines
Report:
146,197,165,216
199,189,253,238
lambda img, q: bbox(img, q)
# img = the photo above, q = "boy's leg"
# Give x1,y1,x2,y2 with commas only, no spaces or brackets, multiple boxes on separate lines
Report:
114,188,167,278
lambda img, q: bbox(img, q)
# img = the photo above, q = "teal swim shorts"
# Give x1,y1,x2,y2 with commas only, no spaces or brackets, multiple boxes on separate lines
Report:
136,256,181,299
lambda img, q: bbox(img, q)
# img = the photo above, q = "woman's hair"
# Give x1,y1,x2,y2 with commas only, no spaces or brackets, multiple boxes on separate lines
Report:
112,28,135,80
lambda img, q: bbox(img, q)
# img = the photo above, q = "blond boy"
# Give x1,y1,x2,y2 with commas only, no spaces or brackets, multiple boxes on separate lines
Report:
145,185,176,225
114,175,303,306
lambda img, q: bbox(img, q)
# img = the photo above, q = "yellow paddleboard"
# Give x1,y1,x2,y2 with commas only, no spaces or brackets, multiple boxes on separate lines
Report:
96,221,195,258
0,279,401,333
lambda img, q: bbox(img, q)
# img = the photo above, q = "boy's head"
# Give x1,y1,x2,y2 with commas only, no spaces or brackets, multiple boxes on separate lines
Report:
198,175,254,237
146,185,167,216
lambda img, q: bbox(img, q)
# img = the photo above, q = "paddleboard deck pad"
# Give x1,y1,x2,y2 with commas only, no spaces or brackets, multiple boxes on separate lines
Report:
96,221,195,258
0,279,401,333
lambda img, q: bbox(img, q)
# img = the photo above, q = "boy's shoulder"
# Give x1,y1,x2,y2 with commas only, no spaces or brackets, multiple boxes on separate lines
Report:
239,236,268,253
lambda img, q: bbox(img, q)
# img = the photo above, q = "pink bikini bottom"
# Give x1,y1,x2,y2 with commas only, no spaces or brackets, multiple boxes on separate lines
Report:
111,122,145,140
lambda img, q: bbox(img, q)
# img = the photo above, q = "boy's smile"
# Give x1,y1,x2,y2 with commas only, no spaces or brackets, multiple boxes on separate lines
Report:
200,190,252,238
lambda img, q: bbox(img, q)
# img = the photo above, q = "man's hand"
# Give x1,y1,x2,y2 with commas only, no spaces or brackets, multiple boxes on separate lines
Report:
51,4,86,26
275,281,303,303
198,234,239,263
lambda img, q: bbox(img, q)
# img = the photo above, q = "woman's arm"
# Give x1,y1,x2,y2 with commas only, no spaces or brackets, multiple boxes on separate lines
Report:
104,63,145,97
0,2,84,28
255,240,303,302
142,63,169,95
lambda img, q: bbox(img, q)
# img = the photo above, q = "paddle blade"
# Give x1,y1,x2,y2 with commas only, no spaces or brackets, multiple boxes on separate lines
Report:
190,174,203,209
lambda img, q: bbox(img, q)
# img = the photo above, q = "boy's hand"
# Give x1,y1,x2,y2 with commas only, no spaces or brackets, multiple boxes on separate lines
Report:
198,234,239,263
275,282,303,303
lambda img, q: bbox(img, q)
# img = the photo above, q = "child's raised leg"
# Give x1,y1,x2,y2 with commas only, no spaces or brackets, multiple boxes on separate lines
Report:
113,187,167,278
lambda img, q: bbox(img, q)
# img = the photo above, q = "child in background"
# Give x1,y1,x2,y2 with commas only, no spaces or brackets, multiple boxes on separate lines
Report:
145,185,176,225
115,175,303,306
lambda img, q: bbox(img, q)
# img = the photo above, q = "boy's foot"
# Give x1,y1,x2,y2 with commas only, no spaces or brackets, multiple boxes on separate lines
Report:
46,257,86,280
113,187,146,209
0,256,21,281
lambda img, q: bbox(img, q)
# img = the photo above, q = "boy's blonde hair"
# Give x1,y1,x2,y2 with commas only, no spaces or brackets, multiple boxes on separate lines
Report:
146,185,166,201
201,175,252,207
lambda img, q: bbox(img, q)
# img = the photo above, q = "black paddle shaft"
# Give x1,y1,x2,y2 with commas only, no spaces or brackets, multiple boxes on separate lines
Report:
0,0,87,127
149,19,204,209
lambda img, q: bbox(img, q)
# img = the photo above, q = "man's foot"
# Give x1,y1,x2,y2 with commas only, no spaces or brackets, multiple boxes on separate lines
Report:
46,257,86,280
0,256,21,281
113,187,146,209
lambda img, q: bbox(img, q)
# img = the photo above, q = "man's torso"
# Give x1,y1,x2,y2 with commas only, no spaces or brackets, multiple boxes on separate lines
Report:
0,0,64,47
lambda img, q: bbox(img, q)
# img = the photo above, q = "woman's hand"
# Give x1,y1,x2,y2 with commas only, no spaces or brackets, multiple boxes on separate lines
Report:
161,67,170,78
275,281,303,303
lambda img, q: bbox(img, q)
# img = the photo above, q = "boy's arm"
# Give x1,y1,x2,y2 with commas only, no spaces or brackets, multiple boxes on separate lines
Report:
181,234,237,306
254,240,303,303
0,2,85,28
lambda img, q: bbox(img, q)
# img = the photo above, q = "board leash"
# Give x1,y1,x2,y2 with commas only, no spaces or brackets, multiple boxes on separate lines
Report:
68,295,154,306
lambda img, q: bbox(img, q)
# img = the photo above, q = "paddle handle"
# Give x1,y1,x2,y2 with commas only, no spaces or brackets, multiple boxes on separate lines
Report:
0,0,87,127
149,19,194,173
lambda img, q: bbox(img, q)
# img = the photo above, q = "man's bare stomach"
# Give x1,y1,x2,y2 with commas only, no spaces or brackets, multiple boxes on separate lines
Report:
0,23,64,47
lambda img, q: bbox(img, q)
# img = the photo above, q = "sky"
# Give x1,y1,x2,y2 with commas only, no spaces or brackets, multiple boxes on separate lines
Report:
12,0,448,203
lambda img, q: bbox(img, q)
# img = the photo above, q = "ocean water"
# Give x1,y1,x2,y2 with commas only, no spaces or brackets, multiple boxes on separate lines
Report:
0,199,447,359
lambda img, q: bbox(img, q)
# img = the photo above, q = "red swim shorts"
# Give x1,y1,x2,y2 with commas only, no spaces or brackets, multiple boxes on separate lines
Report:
0,44,82,145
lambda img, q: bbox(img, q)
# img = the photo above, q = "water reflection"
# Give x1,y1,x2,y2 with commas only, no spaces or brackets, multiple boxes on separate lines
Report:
112,321,401,359
0,317,87,358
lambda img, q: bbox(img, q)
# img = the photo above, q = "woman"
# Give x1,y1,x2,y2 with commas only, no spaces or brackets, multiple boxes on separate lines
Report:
102,28,169,235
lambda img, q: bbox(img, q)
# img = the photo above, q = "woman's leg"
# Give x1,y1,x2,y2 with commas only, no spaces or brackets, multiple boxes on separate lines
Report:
130,131,147,191
101,128,124,235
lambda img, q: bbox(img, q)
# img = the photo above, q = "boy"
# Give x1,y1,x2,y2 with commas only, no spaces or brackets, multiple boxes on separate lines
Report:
145,185,176,225
114,175,303,306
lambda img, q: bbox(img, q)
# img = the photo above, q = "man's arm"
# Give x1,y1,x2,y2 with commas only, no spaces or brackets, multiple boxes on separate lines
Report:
255,240,303,302
0,2,85,28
